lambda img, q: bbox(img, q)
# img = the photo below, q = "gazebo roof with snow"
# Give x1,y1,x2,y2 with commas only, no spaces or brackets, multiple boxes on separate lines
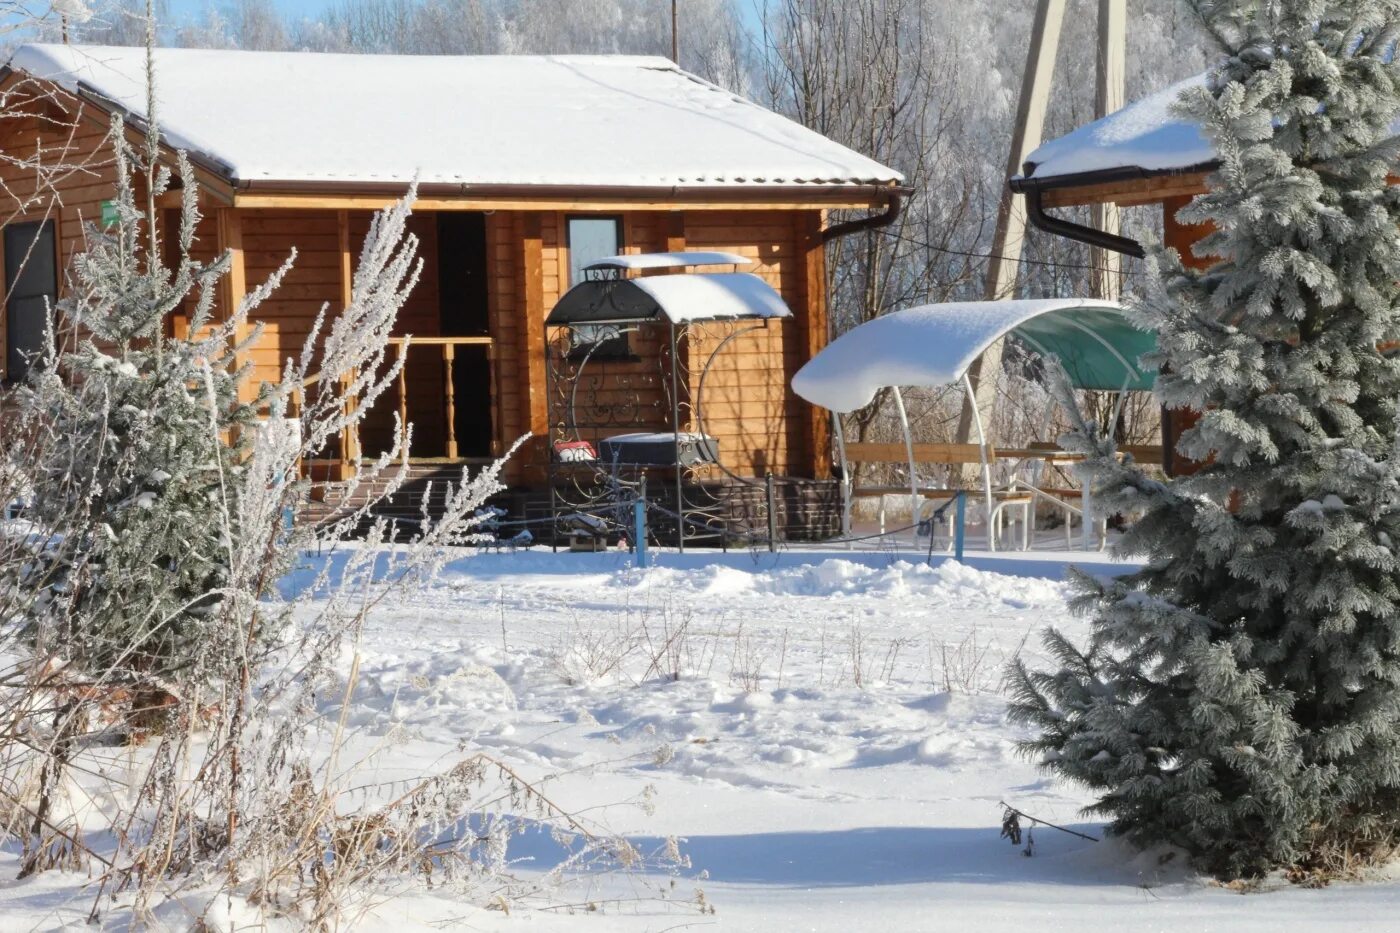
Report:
792,298,1154,413
3,44,904,198
547,270,793,327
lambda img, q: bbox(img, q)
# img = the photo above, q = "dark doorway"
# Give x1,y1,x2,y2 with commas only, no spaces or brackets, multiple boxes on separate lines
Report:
436,213,493,457
4,220,57,385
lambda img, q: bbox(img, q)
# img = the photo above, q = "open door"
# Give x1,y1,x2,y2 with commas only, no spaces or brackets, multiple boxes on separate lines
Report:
436,212,494,458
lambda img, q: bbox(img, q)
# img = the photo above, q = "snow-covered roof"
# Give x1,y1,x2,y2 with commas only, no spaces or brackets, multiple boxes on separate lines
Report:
1019,75,1213,183
793,298,1151,413
547,271,792,326
1021,71,1400,184
6,44,903,191
586,251,752,271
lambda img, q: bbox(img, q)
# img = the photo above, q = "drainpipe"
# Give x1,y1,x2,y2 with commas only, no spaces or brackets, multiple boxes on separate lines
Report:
821,193,903,245
816,192,903,491
1023,184,1144,258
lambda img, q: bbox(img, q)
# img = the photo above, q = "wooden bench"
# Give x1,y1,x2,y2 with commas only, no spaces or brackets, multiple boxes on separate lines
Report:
840,442,1034,550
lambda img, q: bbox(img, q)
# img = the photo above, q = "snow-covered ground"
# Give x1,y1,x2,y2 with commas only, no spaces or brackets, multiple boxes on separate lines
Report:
6,545,1400,931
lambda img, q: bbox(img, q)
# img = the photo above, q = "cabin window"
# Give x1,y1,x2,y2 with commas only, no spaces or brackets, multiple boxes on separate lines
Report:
3,220,57,385
566,215,632,360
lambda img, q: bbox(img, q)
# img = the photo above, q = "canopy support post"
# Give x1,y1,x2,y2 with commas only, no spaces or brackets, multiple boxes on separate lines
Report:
832,414,853,544
1109,372,1131,441
890,387,920,532
963,372,997,552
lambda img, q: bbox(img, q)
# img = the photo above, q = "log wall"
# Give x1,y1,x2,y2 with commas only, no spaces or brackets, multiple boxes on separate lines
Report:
0,88,832,485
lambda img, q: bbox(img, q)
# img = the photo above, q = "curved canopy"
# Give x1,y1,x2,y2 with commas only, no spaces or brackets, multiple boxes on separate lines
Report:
547,272,792,326
586,251,752,271
792,298,1154,413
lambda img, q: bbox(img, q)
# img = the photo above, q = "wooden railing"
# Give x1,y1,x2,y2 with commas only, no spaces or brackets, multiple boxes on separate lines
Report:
292,335,494,477
387,336,493,461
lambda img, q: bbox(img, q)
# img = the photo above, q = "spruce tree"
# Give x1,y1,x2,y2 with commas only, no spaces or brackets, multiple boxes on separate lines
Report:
1011,0,1400,878
12,131,262,692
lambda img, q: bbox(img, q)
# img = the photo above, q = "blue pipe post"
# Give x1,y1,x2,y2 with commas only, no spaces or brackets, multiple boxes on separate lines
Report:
634,477,649,569
954,491,966,563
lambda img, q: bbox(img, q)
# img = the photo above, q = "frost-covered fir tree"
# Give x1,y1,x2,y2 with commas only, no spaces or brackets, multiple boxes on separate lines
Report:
11,132,263,691
1011,0,1400,878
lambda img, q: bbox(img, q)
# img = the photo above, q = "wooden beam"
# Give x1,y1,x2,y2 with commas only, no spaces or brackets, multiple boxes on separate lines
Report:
1089,0,1126,301
796,211,830,480
1040,172,1209,208
231,193,889,213
215,207,252,401
337,209,359,468
1162,194,1215,270
957,0,1066,450
518,213,549,476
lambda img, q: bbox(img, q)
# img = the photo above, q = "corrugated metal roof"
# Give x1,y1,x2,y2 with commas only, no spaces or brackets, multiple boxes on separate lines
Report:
10,44,904,191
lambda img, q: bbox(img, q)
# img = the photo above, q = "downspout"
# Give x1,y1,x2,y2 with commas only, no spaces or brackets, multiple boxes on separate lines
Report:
1022,183,1144,258
817,191,903,499
821,192,903,245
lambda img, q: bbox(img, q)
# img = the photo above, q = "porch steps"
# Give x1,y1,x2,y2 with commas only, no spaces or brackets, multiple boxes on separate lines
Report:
301,463,500,537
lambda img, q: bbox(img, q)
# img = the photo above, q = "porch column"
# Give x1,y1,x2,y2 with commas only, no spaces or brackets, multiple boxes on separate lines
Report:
337,209,360,470
214,207,253,404
518,213,549,479
797,210,831,480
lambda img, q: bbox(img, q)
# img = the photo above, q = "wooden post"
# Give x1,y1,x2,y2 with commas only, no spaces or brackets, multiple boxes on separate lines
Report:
671,0,679,63
396,342,408,451
519,214,549,476
1160,194,1214,477
1090,0,1126,301
797,210,831,479
444,342,458,459
215,207,252,402
956,0,1066,450
337,209,358,471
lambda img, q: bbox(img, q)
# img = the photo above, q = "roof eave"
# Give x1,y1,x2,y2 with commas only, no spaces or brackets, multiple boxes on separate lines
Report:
1009,160,1218,198
229,179,911,210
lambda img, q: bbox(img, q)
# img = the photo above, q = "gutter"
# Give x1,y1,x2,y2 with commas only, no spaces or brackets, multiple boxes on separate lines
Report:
820,192,903,245
231,178,912,207
1009,160,1217,259
1024,185,1144,258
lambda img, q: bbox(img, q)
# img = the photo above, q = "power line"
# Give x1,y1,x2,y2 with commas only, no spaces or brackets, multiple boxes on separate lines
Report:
888,232,1145,279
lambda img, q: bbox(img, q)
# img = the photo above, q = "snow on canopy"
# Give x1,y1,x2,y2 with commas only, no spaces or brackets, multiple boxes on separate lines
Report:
547,272,791,326
6,44,903,189
586,251,752,271
1021,71,1400,182
792,298,1153,413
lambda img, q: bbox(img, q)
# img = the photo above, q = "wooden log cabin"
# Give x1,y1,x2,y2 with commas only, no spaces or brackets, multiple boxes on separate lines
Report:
0,44,904,535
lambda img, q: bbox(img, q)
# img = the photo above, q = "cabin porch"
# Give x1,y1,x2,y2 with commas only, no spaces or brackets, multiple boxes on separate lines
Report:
201,201,831,525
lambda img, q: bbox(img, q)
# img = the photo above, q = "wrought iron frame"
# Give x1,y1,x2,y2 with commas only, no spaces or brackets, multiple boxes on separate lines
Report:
544,289,780,552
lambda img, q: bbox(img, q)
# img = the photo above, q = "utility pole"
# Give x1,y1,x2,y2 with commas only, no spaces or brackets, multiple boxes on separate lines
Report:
671,0,679,63
956,0,1067,450
1090,0,1126,301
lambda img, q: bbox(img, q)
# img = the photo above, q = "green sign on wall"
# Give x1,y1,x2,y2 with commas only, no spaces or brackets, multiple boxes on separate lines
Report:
99,200,119,228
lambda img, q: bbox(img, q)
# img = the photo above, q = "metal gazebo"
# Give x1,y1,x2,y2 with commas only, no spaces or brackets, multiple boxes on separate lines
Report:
792,298,1157,550
544,252,794,550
